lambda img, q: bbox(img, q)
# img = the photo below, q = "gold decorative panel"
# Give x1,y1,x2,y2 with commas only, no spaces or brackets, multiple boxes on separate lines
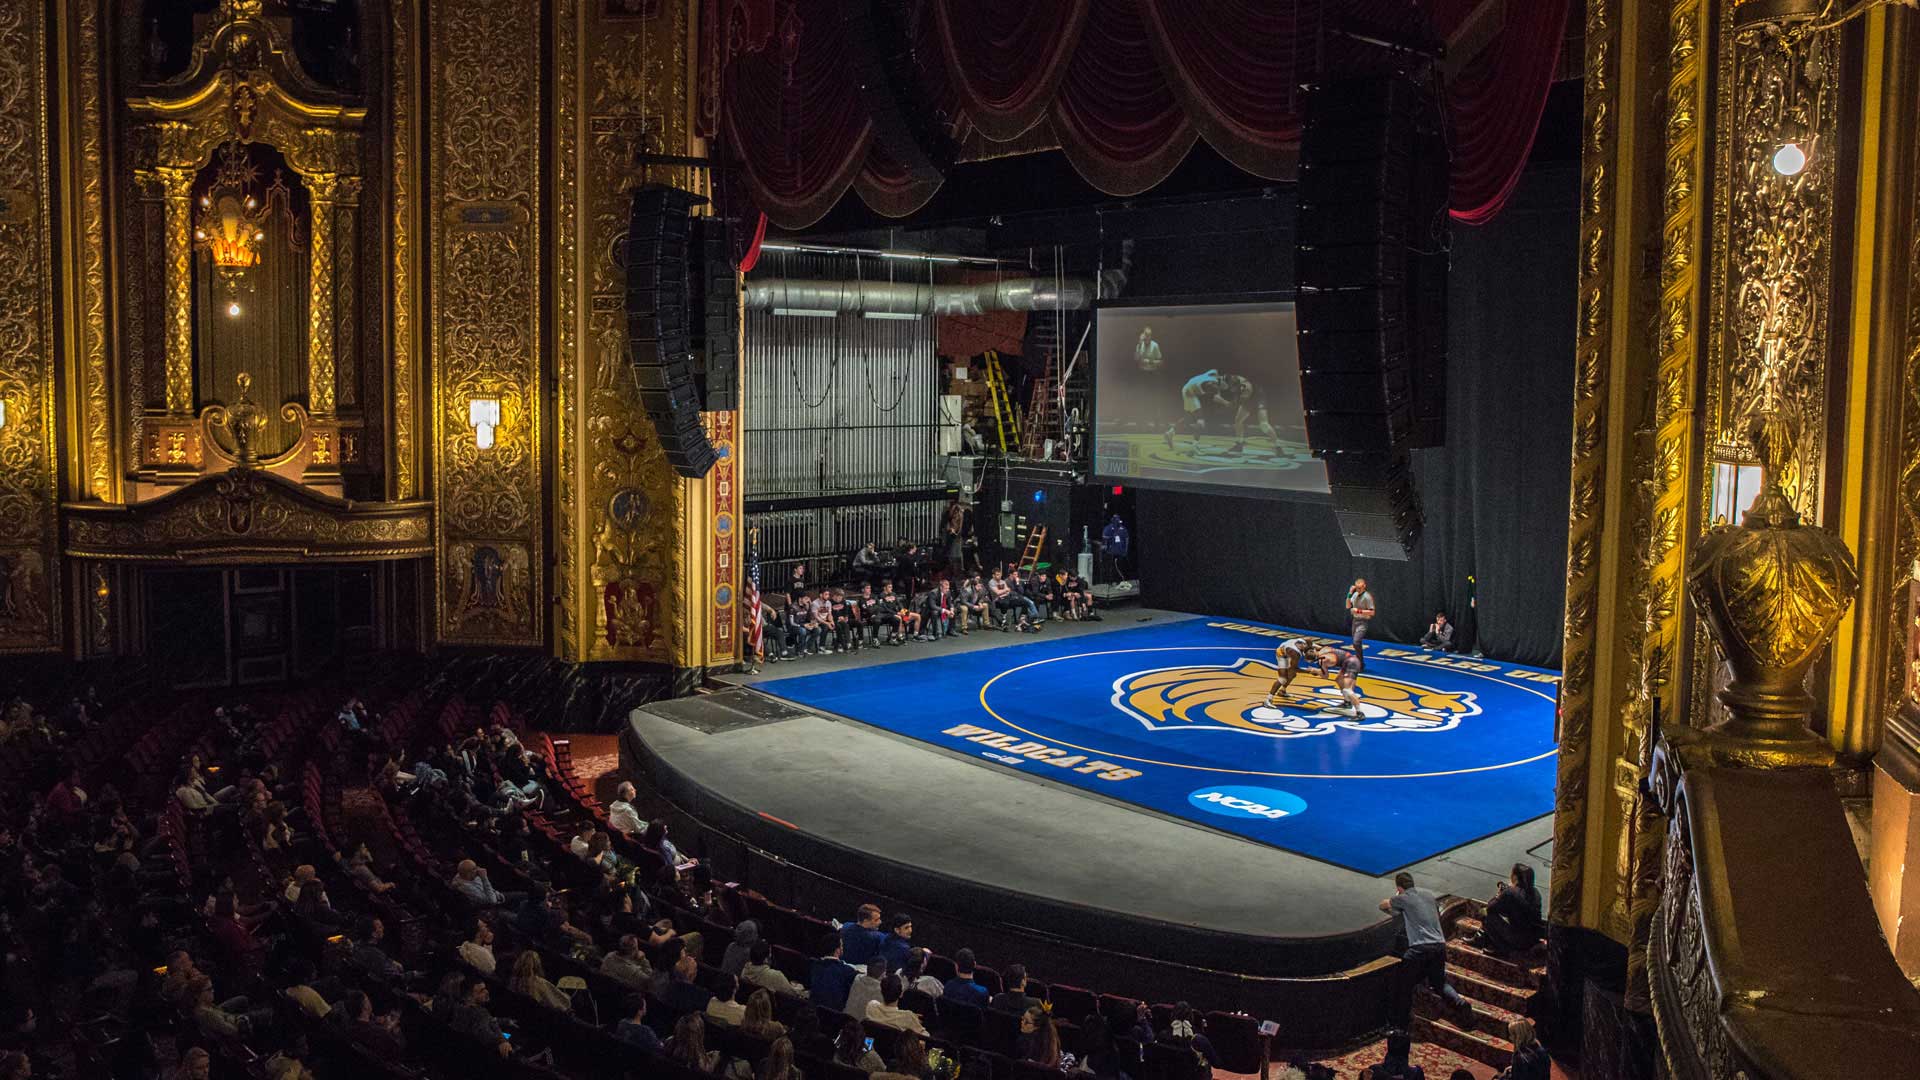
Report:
0,2,62,652
554,0,709,665
388,0,421,499
59,0,116,502
431,0,544,647
1704,17,1838,520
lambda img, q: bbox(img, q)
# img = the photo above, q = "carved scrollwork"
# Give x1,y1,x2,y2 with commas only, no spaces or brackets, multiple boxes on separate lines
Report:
0,2,60,653
431,0,543,646
64,469,432,563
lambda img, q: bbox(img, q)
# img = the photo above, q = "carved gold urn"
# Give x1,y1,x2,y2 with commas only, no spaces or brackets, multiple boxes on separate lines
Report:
1685,477,1857,766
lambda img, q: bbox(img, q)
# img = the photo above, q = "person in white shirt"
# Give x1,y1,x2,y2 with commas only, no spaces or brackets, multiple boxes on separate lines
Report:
741,939,803,997
568,830,595,859
450,859,507,907
600,933,653,988
705,974,746,1027
865,974,928,1035
901,949,943,1000
843,957,886,1021
457,920,496,975
608,782,644,835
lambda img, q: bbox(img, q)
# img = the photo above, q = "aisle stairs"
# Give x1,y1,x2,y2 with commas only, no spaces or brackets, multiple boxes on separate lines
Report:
1411,897,1547,1069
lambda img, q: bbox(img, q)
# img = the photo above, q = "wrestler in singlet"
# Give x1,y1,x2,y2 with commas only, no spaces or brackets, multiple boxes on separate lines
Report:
1265,638,1311,707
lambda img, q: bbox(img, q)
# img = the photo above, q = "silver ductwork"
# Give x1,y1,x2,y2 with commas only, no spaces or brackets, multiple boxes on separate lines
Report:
744,277,1096,316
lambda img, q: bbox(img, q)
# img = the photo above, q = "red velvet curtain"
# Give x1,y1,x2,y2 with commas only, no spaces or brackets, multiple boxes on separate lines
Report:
722,1,875,229
1137,0,1315,180
1428,0,1570,224
932,0,1089,143
1050,0,1197,197
714,0,1570,229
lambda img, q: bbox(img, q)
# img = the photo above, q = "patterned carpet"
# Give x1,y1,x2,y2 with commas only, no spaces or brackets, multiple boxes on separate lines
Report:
564,732,622,801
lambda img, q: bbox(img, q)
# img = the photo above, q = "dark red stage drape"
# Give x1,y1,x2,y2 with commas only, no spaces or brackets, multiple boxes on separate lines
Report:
712,0,1571,229
1137,0,1314,180
722,2,874,229
1049,0,1197,197
1427,0,1571,224
932,0,1089,143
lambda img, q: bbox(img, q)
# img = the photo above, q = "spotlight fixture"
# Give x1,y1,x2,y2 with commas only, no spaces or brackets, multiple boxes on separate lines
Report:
226,301,242,317
1772,141,1807,176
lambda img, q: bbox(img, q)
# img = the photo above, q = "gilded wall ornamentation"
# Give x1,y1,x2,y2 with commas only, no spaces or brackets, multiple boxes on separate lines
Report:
549,0,702,666
307,177,339,415
65,469,432,562
68,0,115,501
1902,95,1920,715
431,0,544,646
1550,0,1618,929
1708,20,1837,519
389,0,419,499
0,1,62,652
707,411,739,663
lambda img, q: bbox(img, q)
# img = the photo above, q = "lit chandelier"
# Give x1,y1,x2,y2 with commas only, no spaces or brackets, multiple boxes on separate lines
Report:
194,141,269,282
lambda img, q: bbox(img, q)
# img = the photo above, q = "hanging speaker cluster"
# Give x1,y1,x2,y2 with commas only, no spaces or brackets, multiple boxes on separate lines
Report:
626,184,741,478
1296,74,1450,560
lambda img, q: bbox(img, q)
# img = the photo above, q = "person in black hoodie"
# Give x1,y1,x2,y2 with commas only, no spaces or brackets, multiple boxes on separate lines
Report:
1476,863,1543,955
872,584,907,646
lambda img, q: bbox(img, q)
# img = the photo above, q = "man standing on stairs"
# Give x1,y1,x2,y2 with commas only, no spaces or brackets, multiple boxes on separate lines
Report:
1381,872,1471,1024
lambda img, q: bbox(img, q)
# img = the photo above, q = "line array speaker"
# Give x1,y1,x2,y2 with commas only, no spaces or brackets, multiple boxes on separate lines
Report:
691,215,739,411
628,185,717,477
1296,73,1450,559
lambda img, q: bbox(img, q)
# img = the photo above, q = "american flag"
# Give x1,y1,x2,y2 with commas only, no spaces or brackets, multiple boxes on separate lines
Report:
744,529,764,661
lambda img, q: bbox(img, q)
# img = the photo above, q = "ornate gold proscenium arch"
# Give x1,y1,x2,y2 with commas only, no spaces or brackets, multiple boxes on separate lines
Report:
124,0,365,460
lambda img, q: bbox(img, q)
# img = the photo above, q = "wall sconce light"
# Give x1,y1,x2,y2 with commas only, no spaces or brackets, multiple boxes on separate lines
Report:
468,397,501,450
226,301,242,318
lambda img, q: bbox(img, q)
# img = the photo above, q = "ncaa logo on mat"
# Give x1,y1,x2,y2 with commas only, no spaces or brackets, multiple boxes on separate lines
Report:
1111,657,1480,740
1187,785,1308,821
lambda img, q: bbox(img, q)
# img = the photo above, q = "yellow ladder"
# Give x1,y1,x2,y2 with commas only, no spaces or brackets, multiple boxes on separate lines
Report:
1018,524,1048,572
983,350,1019,453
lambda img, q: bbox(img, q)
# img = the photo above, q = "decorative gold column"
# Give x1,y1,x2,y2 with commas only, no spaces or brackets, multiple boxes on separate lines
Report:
1825,3,1918,759
0,0,63,653
307,174,339,417
54,0,117,505
1551,0,1671,939
553,0,719,667
388,0,423,500
155,162,198,416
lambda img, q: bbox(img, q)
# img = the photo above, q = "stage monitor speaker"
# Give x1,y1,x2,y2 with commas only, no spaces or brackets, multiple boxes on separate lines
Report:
1296,73,1446,558
628,184,719,478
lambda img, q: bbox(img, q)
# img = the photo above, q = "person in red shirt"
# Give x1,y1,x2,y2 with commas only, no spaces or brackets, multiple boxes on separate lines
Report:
44,768,87,825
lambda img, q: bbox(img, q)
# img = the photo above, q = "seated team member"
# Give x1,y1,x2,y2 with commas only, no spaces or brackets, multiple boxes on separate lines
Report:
1315,645,1365,718
852,541,885,586
1048,568,1083,620
1420,612,1455,652
957,574,989,634
1063,568,1095,620
850,582,879,647
881,582,921,643
1007,570,1043,631
864,583,901,646
924,579,956,640
793,591,824,656
767,595,799,660
810,589,838,654
986,569,1017,630
1265,638,1311,707
828,588,858,653
1032,570,1062,620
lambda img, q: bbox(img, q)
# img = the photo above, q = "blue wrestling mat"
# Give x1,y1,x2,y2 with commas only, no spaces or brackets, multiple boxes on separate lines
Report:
755,617,1560,875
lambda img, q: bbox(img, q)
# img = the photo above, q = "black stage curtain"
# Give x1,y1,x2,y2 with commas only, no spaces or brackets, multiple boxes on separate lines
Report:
1139,164,1577,668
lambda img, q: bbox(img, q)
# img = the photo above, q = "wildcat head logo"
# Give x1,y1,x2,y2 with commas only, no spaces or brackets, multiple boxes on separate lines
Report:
1112,658,1479,739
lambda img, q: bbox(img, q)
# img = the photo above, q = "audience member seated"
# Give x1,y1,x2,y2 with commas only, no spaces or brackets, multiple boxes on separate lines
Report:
740,988,788,1040
942,948,989,1007
809,932,856,1011
1499,1019,1549,1080
706,972,747,1027
511,949,572,1011
616,995,665,1053
450,857,513,907
669,1012,725,1074
845,957,886,1021
1016,1005,1063,1068
602,931,654,988
880,912,914,971
457,917,497,974
835,1017,887,1074
1476,863,1544,955
866,974,928,1035
743,938,802,997
901,948,943,999
609,779,645,834
840,903,887,965
988,962,1041,1014
446,976,513,1057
